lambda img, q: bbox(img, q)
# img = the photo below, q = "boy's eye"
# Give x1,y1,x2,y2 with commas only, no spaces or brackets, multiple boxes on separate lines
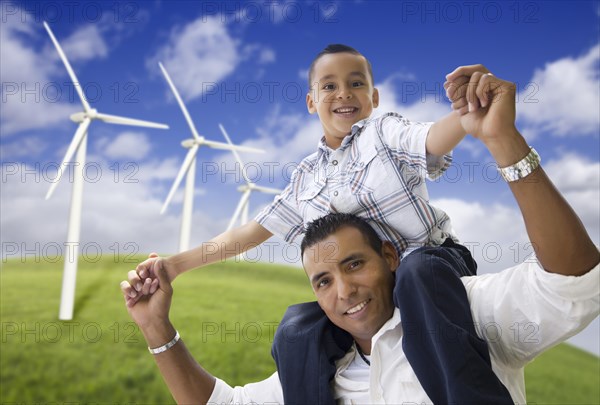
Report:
322,83,336,91
352,81,364,87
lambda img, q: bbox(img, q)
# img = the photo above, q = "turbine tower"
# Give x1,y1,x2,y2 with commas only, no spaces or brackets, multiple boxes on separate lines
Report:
158,62,264,252
219,124,282,231
43,21,169,320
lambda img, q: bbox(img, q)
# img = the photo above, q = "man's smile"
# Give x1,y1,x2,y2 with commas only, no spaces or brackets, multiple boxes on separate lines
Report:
345,298,371,317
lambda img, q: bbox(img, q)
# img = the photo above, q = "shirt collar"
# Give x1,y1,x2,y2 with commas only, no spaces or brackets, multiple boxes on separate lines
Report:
316,117,371,159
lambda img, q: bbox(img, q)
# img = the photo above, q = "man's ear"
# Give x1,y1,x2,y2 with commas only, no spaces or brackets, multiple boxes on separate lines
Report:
372,87,380,109
306,92,317,114
381,241,399,272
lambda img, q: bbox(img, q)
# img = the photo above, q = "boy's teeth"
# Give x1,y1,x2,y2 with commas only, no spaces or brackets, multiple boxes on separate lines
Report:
346,300,368,314
335,107,355,113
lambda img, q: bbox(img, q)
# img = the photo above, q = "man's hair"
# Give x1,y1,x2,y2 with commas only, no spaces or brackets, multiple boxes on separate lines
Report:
308,44,374,89
300,213,383,258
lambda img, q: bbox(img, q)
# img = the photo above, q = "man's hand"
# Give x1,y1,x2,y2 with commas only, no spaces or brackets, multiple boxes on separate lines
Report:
120,253,172,328
444,64,517,145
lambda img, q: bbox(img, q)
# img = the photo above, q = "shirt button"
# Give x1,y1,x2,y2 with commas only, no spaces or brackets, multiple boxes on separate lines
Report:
333,191,339,197
332,160,338,166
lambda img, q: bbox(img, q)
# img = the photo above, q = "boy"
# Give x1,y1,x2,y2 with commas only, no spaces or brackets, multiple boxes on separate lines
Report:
128,44,513,403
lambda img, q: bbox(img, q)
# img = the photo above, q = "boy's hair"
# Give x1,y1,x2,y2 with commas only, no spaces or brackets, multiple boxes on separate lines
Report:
308,44,374,89
300,213,383,259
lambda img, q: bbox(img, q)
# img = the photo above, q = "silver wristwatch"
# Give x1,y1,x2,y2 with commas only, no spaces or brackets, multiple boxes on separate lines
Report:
498,147,541,182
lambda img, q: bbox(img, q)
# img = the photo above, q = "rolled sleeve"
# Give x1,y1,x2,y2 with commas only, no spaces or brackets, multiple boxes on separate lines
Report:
463,260,600,368
207,373,284,404
378,113,451,180
254,180,305,244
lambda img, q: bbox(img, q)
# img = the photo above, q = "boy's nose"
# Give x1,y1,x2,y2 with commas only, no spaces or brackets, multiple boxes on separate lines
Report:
336,86,353,99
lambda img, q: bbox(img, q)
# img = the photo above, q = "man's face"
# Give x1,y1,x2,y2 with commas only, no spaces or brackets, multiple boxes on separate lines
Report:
306,52,379,148
302,226,398,351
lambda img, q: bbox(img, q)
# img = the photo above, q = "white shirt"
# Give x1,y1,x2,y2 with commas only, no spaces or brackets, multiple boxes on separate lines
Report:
208,261,600,404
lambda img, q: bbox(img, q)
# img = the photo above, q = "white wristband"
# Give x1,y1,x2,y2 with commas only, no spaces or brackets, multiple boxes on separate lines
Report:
148,330,180,355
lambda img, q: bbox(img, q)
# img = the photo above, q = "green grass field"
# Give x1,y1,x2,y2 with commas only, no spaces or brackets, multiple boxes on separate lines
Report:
1,256,598,404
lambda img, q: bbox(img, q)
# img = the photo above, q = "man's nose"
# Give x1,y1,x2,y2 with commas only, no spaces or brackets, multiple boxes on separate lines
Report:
337,277,357,300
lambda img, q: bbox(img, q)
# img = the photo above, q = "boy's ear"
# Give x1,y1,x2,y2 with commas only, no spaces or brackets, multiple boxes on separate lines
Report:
306,92,317,114
372,87,380,108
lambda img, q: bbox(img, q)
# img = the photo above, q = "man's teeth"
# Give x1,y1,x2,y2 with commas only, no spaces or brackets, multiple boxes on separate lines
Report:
335,107,356,113
346,300,368,314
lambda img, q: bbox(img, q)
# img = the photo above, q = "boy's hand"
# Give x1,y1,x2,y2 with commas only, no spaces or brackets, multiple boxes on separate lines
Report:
444,64,517,144
123,253,169,307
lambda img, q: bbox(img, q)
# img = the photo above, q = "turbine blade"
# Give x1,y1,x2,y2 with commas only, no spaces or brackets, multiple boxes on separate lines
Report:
43,21,91,112
227,190,252,231
160,145,199,214
45,118,91,200
218,124,252,185
254,185,283,195
158,62,200,140
202,139,265,154
95,112,168,129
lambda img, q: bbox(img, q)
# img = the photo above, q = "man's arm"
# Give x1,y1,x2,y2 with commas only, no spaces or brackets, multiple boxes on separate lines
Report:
121,257,217,403
446,65,599,276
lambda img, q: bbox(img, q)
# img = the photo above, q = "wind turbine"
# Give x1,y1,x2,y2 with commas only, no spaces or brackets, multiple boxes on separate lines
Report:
158,62,265,252
43,21,169,321
218,124,282,231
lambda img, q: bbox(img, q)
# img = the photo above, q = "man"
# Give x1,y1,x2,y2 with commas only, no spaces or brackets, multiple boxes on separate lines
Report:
120,66,599,404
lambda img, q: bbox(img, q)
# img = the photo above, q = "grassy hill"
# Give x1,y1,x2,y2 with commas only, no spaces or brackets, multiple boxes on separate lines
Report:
1,256,598,404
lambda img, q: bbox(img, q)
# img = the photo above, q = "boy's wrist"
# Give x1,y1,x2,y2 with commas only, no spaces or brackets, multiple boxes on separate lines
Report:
163,256,178,281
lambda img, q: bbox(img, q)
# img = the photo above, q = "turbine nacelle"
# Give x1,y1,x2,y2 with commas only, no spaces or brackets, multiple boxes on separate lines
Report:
70,109,98,122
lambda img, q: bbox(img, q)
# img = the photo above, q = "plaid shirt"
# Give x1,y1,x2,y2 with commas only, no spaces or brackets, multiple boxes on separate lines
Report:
255,112,457,258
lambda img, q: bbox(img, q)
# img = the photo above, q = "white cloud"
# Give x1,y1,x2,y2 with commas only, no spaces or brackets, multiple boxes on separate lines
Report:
0,7,113,137
98,131,152,160
517,43,600,137
60,24,108,62
149,16,238,102
544,152,600,244
150,15,276,102
375,78,450,122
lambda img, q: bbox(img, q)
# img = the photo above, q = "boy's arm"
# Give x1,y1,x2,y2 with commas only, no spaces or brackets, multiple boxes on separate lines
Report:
425,111,467,157
165,220,273,278
128,221,273,302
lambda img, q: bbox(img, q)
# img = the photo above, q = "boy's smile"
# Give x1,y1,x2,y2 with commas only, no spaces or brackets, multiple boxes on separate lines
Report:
307,52,379,149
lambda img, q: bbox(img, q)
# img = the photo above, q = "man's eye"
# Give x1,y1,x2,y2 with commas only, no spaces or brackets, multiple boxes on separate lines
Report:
349,260,362,270
317,278,330,288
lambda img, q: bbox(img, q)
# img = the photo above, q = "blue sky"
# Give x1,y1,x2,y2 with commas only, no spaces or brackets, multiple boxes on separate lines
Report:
1,1,599,354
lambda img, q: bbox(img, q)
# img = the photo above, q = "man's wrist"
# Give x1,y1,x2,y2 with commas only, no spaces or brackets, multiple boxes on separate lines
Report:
481,128,530,168
140,320,177,349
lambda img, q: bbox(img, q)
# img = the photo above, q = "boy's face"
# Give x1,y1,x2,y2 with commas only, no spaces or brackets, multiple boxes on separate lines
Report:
307,52,379,148
302,226,398,352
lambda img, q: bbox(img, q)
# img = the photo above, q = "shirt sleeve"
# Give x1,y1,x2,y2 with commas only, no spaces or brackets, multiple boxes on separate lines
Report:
377,113,451,180
462,260,600,369
254,170,305,244
207,372,284,404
